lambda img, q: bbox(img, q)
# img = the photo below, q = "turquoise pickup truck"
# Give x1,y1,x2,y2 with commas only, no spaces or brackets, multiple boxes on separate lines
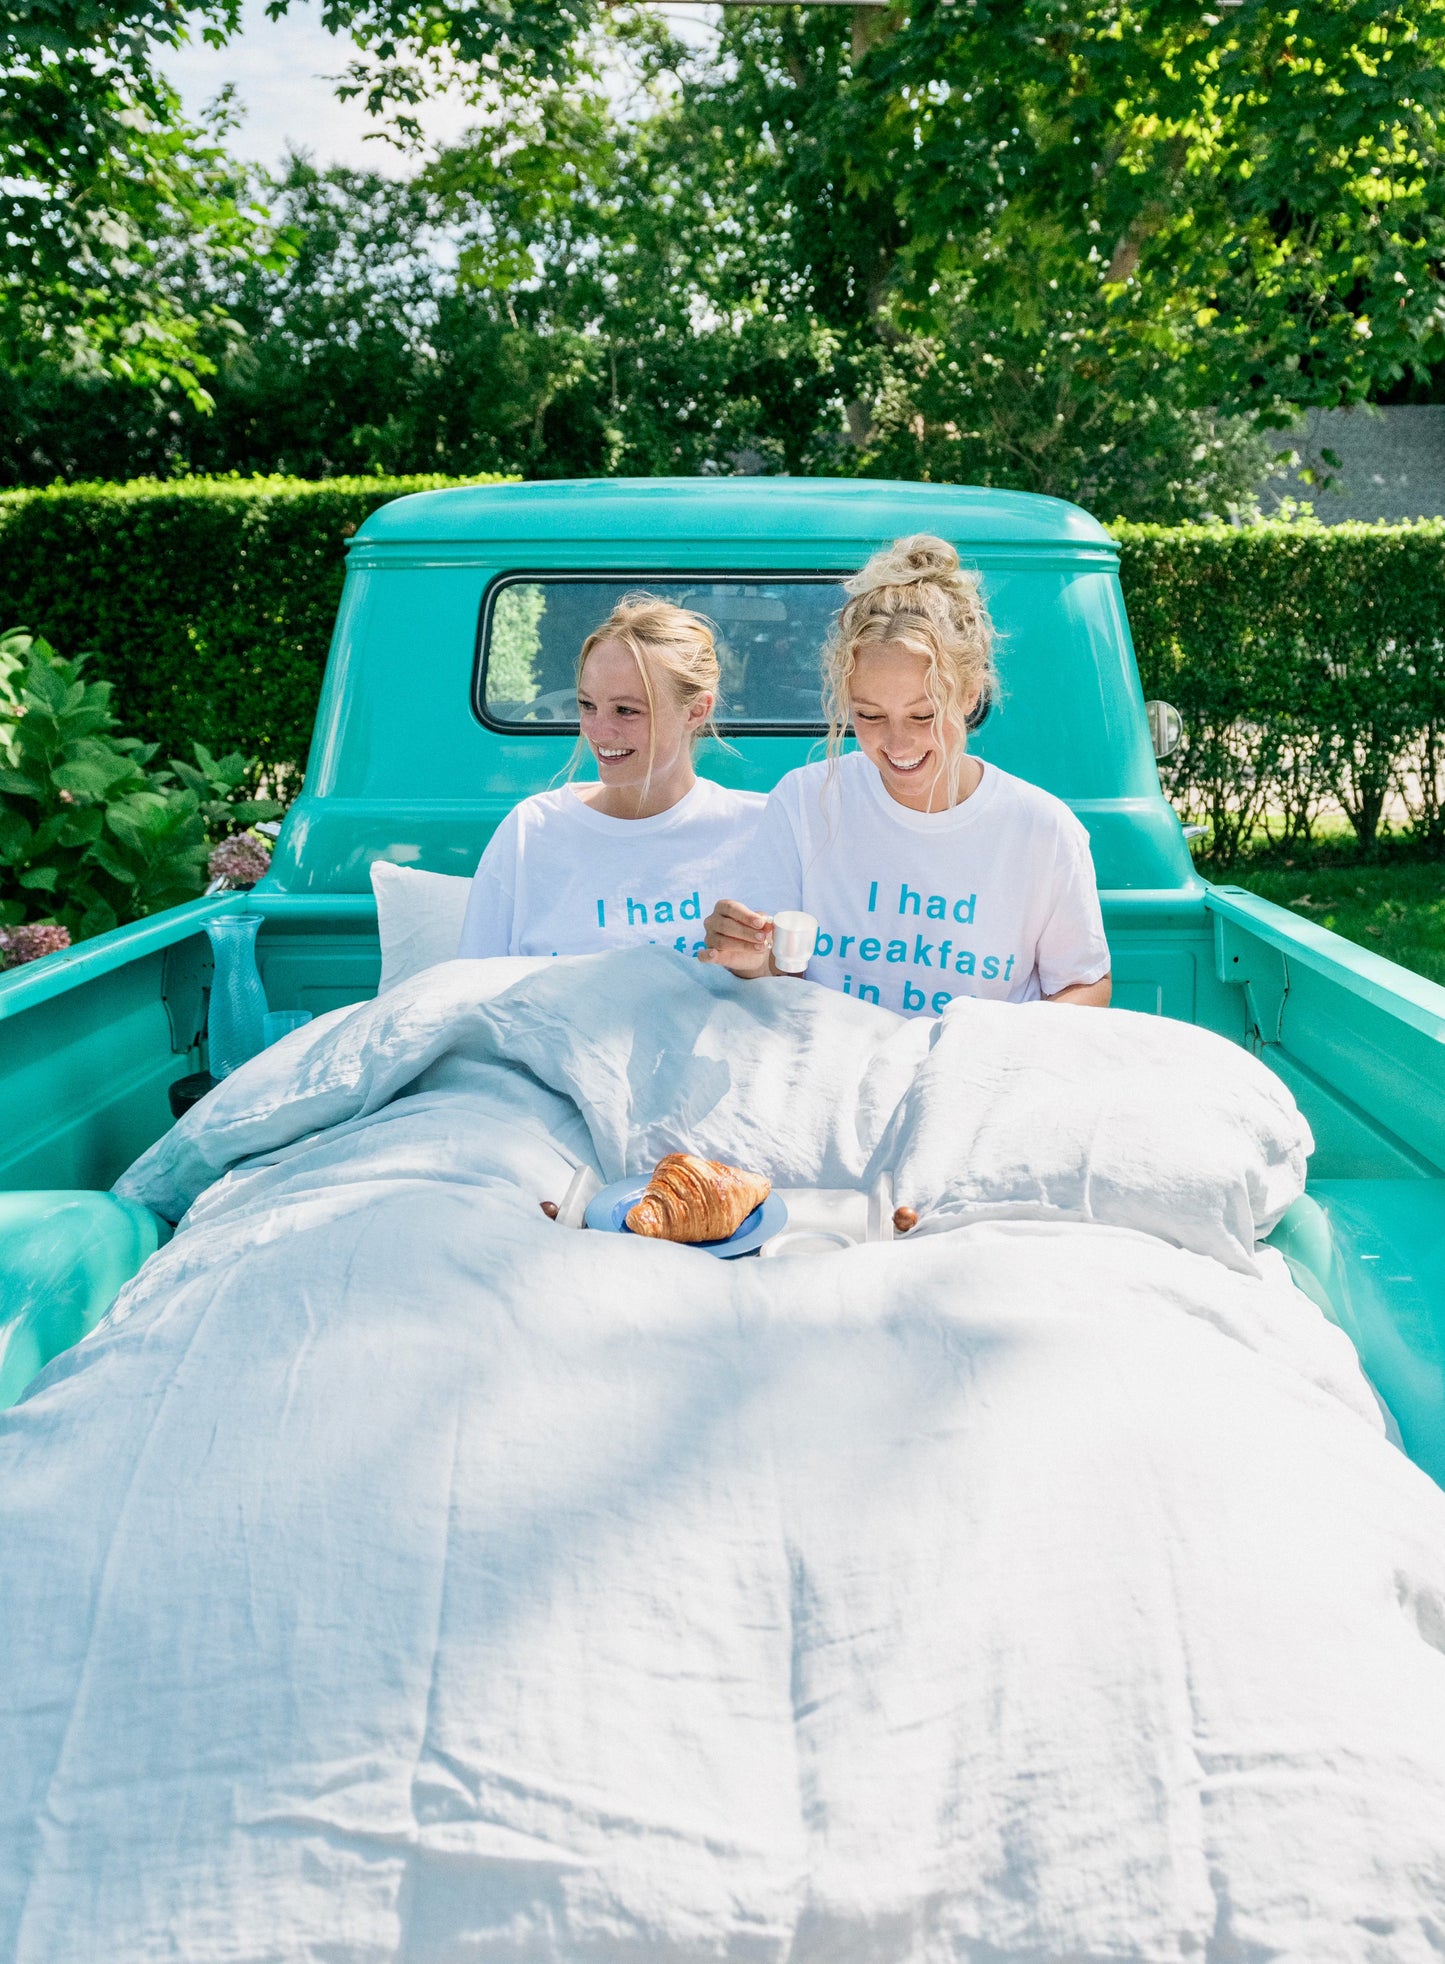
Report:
2,478,1442,1475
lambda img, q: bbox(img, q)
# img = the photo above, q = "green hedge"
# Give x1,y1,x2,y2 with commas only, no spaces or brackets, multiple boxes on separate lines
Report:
1115,521,1445,858
0,475,509,798
1,483,1440,859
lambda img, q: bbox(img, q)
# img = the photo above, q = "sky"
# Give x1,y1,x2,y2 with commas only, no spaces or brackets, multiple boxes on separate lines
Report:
163,0,477,175
163,0,718,177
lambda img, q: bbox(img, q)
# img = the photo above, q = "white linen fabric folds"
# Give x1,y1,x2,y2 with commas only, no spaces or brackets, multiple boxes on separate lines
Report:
881,991,1311,1273
3,951,1445,1964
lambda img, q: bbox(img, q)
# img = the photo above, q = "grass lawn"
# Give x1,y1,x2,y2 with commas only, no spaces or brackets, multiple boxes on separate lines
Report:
1196,857,1445,989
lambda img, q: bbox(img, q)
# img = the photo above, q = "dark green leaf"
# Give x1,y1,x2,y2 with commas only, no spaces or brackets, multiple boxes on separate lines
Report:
53,756,137,799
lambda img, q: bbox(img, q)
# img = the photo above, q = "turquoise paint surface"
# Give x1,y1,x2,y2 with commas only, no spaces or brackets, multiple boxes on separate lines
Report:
1269,1182,1445,1489
353,477,1117,550
0,1191,166,1410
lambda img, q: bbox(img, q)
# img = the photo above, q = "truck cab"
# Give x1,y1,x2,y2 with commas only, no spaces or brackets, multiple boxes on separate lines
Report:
3,479,1442,1471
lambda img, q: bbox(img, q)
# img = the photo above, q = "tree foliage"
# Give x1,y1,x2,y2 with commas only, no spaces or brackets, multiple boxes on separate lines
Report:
0,0,282,398
5,0,1445,513
619,0,1445,502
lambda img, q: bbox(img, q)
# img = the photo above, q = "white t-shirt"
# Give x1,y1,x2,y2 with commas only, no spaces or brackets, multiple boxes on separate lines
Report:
744,751,1109,1015
458,777,766,959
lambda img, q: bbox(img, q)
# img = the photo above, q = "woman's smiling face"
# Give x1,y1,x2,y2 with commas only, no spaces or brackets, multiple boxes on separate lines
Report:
849,642,977,812
577,637,707,805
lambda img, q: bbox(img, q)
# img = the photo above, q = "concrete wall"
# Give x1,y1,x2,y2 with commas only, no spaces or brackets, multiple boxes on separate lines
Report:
1265,405,1445,522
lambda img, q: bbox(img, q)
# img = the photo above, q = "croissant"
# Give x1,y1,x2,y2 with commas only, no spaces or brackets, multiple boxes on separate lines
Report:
626,1153,771,1244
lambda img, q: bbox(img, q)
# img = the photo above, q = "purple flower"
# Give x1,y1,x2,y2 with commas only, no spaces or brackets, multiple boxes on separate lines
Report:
0,921,72,968
208,832,272,889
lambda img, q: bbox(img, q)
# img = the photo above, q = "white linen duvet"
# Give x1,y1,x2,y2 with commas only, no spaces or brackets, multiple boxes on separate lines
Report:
3,950,1445,1964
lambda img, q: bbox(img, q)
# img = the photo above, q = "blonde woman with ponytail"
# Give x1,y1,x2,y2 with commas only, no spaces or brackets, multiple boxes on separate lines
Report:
459,598,764,958
702,536,1111,1014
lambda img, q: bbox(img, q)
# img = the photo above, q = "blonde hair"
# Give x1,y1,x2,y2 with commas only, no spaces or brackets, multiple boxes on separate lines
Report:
574,595,722,785
825,534,998,808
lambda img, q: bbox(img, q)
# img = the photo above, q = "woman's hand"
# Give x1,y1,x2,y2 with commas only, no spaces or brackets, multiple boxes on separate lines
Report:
699,899,776,978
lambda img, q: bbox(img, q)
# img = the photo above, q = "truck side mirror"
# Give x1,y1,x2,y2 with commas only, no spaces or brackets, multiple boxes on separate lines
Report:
1145,700,1183,760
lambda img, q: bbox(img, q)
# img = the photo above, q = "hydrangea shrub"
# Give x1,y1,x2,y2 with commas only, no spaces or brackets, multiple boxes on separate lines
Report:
0,920,71,968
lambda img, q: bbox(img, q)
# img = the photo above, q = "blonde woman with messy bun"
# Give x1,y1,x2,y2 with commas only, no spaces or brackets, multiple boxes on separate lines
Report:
702,536,1110,1013
459,597,764,958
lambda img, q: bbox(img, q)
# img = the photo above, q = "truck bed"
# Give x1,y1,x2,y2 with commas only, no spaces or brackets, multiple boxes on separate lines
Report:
2,882,1441,1480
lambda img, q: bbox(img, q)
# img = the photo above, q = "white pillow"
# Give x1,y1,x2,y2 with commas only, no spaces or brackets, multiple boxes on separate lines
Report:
877,994,1313,1275
370,862,474,994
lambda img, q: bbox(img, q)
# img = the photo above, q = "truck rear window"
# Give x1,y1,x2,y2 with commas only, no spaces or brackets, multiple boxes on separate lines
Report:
477,574,846,731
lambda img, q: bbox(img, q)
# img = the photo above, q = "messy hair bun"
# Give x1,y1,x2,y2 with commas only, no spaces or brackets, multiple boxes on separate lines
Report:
825,533,998,802
850,534,972,596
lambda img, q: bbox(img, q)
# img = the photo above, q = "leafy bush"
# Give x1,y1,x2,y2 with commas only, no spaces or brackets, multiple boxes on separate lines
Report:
0,629,282,943
0,474,509,798
1115,521,1445,861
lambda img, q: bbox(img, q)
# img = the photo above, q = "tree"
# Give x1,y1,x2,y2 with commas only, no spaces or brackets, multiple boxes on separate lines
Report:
0,123,854,487
0,0,281,400
618,0,1445,508
7,0,1445,517
344,0,1445,511
421,43,855,477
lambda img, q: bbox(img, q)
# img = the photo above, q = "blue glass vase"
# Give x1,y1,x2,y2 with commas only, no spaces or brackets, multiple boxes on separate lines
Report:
205,915,268,1077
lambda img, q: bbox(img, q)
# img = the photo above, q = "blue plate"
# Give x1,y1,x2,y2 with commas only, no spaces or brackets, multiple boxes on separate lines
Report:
585,1178,788,1259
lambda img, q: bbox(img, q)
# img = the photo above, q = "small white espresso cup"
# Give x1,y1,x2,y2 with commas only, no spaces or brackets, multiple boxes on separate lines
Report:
771,909,819,974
